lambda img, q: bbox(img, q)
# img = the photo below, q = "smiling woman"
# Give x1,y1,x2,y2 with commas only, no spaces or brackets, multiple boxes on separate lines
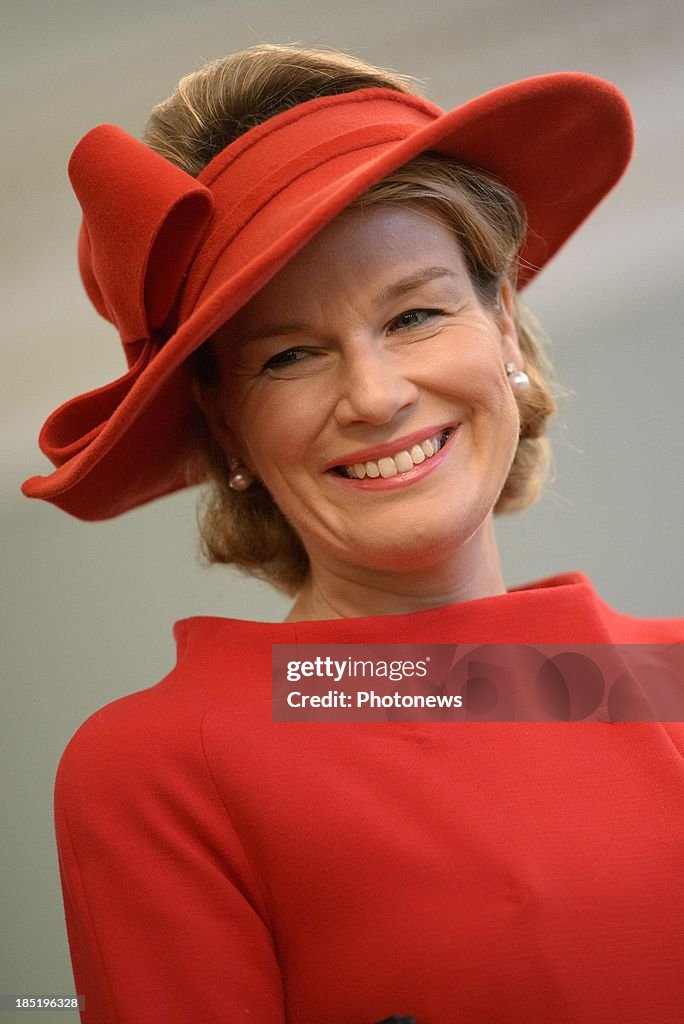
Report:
22,42,684,1024
194,203,531,617
187,146,556,599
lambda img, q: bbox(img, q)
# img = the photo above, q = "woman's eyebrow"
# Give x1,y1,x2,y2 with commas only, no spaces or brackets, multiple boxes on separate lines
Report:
236,266,460,346
373,265,460,306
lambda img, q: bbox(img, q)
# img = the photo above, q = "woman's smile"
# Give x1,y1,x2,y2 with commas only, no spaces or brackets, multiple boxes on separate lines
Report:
326,425,459,490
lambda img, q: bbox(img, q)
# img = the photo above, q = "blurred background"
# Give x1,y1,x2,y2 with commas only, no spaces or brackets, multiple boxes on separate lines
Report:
2,0,683,1019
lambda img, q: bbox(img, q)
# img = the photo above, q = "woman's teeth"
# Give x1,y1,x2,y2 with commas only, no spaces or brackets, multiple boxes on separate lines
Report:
339,431,450,480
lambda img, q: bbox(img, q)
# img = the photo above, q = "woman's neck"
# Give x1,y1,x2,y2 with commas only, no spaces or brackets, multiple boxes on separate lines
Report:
284,517,507,622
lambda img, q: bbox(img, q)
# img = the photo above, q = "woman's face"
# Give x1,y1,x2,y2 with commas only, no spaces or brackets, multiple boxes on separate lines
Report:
204,204,524,576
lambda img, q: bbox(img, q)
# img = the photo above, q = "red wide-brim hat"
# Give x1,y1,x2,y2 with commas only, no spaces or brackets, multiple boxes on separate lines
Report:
22,73,634,520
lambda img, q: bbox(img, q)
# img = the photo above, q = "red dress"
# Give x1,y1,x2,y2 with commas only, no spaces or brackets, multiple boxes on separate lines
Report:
55,571,684,1023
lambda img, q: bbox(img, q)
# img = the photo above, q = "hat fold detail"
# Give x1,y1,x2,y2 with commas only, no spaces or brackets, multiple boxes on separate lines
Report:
69,124,214,350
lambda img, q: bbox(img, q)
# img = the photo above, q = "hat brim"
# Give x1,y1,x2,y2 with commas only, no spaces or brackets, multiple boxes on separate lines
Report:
22,72,634,519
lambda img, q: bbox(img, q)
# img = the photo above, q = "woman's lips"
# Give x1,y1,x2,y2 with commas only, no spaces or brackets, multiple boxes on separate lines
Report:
323,422,457,472
339,429,449,479
326,426,458,491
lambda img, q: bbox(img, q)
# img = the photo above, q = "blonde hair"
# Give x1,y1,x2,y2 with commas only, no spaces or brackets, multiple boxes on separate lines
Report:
144,44,558,595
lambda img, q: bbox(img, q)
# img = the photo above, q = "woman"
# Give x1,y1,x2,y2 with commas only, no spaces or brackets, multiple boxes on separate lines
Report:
23,45,683,1024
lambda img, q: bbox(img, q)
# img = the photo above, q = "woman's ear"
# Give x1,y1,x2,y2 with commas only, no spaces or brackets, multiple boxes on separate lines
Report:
497,279,525,370
190,378,239,455
191,379,258,489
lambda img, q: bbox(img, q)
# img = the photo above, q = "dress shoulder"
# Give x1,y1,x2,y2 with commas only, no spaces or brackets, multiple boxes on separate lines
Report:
54,668,288,1022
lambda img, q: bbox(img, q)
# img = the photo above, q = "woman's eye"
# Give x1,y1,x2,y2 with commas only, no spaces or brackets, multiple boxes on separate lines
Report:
391,308,443,331
262,348,309,371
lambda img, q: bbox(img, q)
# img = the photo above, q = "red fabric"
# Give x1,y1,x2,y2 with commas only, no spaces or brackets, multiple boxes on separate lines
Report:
69,125,214,345
23,75,634,520
54,571,684,1023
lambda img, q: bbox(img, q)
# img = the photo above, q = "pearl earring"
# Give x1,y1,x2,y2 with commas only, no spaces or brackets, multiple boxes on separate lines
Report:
505,362,530,389
228,458,254,492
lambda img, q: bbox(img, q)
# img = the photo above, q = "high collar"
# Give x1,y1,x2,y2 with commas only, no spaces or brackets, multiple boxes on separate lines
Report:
174,571,668,651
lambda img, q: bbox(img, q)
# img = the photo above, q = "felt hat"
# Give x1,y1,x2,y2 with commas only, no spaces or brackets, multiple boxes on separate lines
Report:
22,73,634,519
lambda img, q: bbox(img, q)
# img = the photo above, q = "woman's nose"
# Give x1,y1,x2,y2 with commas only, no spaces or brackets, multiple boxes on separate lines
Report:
333,343,420,427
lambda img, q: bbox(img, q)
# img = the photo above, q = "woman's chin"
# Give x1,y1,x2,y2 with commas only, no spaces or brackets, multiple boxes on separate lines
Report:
327,518,481,576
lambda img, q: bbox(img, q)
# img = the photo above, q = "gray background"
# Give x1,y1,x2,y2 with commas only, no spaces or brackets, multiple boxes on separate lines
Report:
2,0,683,1020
